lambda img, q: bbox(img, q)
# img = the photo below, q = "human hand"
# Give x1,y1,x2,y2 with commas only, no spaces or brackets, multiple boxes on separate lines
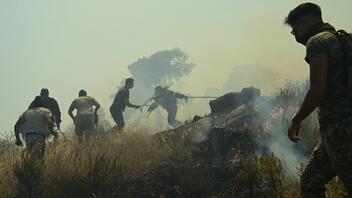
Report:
288,121,301,142
134,105,141,109
52,130,59,142
15,139,23,147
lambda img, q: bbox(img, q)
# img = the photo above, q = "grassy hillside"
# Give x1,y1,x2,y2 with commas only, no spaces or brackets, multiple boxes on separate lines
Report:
0,130,346,198
0,81,347,197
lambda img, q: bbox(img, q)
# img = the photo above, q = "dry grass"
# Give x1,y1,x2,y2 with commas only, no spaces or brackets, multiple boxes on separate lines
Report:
0,130,193,198
0,127,347,198
232,154,298,198
0,143,20,197
326,177,348,198
0,79,348,197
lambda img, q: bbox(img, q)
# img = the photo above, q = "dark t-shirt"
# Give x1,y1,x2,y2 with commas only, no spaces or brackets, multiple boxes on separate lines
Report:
111,86,129,111
305,30,352,125
29,96,61,124
154,90,186,109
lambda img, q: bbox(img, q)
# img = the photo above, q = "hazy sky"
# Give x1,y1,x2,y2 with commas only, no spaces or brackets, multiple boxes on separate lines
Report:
0,0,351,133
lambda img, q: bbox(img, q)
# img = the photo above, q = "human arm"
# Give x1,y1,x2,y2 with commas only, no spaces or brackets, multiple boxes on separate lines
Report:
123,90,140,108
147,103,159,113
52,99,62,128
125,98,140,109
14,115,25,146
288,34,330,142
45,112,58,141
68,101,76,121
46,112,55,134
51,130,59,142
174,92,188,102
288,55,328,142
146,103,159,117
91,97,101,114
50,99,62,129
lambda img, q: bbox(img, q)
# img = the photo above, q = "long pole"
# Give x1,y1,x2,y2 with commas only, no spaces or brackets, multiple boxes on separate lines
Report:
187,96,218,99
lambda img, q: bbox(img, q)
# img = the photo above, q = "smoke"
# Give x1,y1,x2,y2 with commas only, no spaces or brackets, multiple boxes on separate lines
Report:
186,65,281,117
254,99,306,174
224,66,280,94
96,108,112,131
252,81,317,174
115,48,195,129
128,48,194,93
205,65,281,95
186,65,282,122
108,49,314,174
202,65,312,173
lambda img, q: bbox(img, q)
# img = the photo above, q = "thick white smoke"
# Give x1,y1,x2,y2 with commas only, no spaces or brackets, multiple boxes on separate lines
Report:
254,97,310,175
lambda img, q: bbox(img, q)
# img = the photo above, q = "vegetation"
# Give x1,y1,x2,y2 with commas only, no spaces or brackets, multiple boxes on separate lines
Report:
0,81,346,197
0,130,346,198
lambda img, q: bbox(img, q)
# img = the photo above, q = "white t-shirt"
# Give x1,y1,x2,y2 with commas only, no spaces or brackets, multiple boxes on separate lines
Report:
19,107,53,136
70,96,99,115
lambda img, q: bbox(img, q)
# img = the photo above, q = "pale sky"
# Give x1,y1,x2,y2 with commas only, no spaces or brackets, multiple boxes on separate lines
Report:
0,0,351,133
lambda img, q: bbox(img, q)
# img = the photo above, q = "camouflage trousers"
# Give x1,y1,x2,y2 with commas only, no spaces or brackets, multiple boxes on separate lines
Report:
301,124,352,198
24,133,46,160
165,105,182,128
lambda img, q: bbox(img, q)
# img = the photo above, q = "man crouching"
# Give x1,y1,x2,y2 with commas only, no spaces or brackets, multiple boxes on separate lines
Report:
14,96,56,160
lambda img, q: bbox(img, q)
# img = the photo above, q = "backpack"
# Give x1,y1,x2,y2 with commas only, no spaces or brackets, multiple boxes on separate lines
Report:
334,30,352,97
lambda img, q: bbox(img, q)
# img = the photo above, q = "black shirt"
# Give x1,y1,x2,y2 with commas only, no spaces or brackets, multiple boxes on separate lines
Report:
111,86,129,111
29,96,61,125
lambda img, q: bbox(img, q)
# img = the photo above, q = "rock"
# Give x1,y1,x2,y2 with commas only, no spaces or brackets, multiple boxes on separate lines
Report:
209,92,247,115
241,87,261,100
155,116,212,144
209,87,261,115
192,115,202,123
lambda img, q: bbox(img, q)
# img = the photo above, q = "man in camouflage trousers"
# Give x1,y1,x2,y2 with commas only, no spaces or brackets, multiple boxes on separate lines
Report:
147,86,188,128
285,3,352,197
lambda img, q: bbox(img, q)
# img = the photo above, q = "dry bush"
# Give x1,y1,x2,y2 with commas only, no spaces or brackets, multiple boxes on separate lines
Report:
41,131,177,197
274,80,320,156
258,154,286,197
0,145,21,197
232,155,260,198
326,177,347,198
0,129,192,198
232,154,302,198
